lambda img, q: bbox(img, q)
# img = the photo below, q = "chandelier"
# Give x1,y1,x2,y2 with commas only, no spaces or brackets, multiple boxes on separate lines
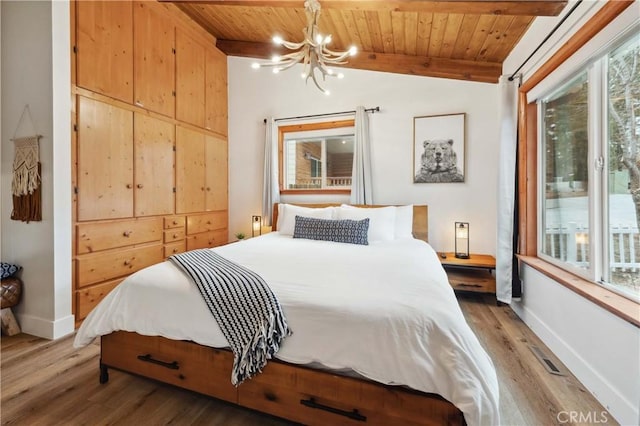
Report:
251,0,357,95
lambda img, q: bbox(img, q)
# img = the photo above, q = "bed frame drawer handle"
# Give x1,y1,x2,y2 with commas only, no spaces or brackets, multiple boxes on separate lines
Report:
300,398,366,422
137,354,179,370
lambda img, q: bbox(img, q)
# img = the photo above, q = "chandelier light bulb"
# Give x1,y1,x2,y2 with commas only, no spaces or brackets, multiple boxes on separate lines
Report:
271,55,281,63
301,73,307,79
324,90,331,96
337,73,344,79
251,62,260,69
349,46,358,56
315,34,323,44
324,35,332,45
272,68,280,74
327,68,334,75
272,35,284,45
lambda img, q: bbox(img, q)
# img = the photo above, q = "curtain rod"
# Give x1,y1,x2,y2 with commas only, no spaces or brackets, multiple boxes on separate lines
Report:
263,106,380,124
508,0,583,82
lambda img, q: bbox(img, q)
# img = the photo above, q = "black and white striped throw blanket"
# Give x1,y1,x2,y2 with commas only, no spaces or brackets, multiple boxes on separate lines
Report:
169,249,291,385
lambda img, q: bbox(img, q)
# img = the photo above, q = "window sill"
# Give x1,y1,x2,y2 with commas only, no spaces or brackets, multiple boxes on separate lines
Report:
280,189,351,195
518,256,640,328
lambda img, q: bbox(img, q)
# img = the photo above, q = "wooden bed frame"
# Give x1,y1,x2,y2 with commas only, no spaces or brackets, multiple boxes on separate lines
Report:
100,204,466,426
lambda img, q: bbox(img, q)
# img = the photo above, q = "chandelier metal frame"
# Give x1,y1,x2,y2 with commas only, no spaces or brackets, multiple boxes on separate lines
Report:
251,0,357,94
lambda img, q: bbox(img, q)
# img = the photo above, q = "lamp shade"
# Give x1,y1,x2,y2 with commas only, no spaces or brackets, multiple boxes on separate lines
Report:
454,222,469,259
252,215,262,237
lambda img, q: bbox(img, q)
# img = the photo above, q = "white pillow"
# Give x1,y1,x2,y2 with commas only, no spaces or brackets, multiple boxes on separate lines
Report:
394,205,414,239
277,204,335,236
337,205,396,242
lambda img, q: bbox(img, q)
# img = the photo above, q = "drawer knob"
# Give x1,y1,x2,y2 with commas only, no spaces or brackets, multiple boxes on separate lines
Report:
126,184,132,189
123,231,132,237
137,184,144,189
172,220,178,225
206,187,211,191
206,221,211,225
124,259,131,266
172,248,178,253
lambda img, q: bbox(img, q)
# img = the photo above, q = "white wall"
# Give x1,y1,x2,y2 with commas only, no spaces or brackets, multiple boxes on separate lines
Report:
228,57,500,254
1,0,73,339
503,2,640,424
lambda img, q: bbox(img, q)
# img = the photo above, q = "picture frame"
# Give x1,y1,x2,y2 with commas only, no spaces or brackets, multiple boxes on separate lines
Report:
413,113,466,183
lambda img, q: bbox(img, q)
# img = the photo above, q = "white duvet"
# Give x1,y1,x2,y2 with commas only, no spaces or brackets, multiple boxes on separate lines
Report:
75,233,499,426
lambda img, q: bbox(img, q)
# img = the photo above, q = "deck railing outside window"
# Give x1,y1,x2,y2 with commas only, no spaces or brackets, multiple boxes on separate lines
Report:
288,176,352,189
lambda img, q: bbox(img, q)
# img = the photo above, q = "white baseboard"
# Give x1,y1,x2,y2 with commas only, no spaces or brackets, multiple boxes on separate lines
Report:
512,301,639,425
18,313,75,340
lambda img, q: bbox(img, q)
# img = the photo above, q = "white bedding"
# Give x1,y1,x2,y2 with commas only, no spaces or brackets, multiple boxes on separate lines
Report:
75,233,499,426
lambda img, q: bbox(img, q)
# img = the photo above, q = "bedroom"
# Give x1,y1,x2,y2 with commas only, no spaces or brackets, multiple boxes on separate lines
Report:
1,0,638,425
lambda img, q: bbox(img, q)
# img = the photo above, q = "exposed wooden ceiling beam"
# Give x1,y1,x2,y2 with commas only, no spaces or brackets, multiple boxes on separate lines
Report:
216,39,502,83
164,0,567,16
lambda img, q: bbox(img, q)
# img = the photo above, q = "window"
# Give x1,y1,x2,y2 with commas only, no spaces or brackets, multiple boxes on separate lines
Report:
537,31,640,302
540,72,590,273
605,35,640,301
278,120,355,194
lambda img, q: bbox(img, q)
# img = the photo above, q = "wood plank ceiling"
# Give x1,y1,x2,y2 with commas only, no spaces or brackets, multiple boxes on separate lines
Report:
165,0,568,83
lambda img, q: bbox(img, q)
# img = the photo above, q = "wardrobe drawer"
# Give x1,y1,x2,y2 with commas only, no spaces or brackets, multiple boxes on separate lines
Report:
77,244,163,287
163,229,185,243
186,230,227,251
164,216,185,230
77,218,162,254
164,241,186,258
76,278,122,319
101,331,237,403
186,211,227,235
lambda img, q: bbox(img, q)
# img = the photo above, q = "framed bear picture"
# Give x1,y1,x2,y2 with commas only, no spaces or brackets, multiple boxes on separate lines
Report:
413,113,465,183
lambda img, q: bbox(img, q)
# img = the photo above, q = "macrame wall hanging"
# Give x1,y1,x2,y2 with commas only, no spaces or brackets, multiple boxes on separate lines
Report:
11,105,42,223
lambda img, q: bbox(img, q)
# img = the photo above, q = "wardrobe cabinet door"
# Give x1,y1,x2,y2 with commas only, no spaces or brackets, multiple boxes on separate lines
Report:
175,29,205,127
176,126,206,214
205,136,228,212
133,1,175,117
77,97,133,221
134,114,175,217
205,46,228,136
76,0,133,103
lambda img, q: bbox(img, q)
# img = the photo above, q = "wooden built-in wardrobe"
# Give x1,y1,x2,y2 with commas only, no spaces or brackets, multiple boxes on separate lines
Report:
71,0,228,325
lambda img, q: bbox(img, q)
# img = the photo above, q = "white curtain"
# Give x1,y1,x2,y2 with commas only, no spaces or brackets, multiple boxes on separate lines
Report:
350,106,373,205
496,76,520,304
262,117,280,226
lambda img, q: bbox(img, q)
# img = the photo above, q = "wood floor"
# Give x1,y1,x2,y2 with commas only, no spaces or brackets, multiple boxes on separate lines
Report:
1,294,613,426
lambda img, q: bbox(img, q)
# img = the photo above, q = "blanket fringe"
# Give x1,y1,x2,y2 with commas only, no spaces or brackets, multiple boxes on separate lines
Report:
232,312,292,386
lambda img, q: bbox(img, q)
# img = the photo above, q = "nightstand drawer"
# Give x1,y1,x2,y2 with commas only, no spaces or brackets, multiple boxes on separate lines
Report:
445,267,496,293
439,252,496,294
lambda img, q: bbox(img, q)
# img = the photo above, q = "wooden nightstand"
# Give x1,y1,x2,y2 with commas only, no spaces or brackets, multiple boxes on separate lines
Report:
438,253,496,294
